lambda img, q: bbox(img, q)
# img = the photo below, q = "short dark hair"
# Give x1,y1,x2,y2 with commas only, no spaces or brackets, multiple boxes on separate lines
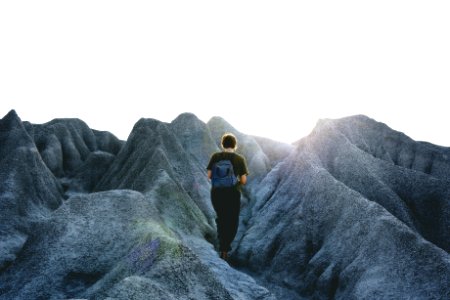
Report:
221,133,237,149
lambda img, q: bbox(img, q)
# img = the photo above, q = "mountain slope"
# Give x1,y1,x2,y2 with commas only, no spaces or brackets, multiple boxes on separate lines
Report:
234,116,449,299
0,110,448,299
0,111,62,270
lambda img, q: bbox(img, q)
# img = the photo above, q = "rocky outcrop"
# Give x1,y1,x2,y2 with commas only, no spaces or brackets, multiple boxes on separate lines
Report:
234,116,450,299
0,111,62,270
0,110,449,299
321,115,450,181
0,190,267,300
24,117,124,195
1,111,275,299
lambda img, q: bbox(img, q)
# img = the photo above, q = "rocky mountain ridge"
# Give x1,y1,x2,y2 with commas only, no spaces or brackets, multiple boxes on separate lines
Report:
0,110,448,299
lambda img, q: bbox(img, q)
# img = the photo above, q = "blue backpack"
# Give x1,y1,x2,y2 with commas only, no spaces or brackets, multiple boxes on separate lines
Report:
211,160,238,188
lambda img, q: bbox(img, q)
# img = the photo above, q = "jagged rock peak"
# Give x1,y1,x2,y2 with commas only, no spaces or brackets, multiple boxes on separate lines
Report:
311,114,387,135
170,113,210,136
45,117,91,127
312,114,426,147
171,112,202,124
129,117,169,136
207,116,237,132
318,114,376,124
0,110,36,160
0,110,24,131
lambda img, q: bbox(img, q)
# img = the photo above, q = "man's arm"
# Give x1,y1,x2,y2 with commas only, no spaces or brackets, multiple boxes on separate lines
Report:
239,155,249,185
240,174,247,185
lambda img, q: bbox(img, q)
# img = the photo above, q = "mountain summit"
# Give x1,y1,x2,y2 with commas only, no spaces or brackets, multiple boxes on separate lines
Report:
0,110,448,299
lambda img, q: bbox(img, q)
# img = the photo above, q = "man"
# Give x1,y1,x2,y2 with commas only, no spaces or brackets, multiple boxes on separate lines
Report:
207,133,249,260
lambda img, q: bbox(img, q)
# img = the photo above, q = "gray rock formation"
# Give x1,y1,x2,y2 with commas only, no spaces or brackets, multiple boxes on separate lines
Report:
234,115,450,299
0,110,449,299
24,117,124,195
1,190,264,299
0,111,62,270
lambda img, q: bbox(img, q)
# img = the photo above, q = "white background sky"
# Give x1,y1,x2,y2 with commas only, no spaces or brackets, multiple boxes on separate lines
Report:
1,1,449,145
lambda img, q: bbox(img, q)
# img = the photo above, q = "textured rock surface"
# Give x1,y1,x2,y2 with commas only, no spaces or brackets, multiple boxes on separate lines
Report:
0,110,449,299
0,190,245,299
0,111,62,270
234,116,450,299
24,117,124,195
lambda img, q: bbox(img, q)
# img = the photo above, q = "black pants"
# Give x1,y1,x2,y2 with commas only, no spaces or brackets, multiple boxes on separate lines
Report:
211,187,241,252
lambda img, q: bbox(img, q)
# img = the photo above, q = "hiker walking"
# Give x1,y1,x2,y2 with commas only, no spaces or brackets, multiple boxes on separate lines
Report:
207,133,249,260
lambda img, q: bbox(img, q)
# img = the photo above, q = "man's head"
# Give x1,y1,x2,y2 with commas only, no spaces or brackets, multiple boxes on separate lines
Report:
221,133,237,150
